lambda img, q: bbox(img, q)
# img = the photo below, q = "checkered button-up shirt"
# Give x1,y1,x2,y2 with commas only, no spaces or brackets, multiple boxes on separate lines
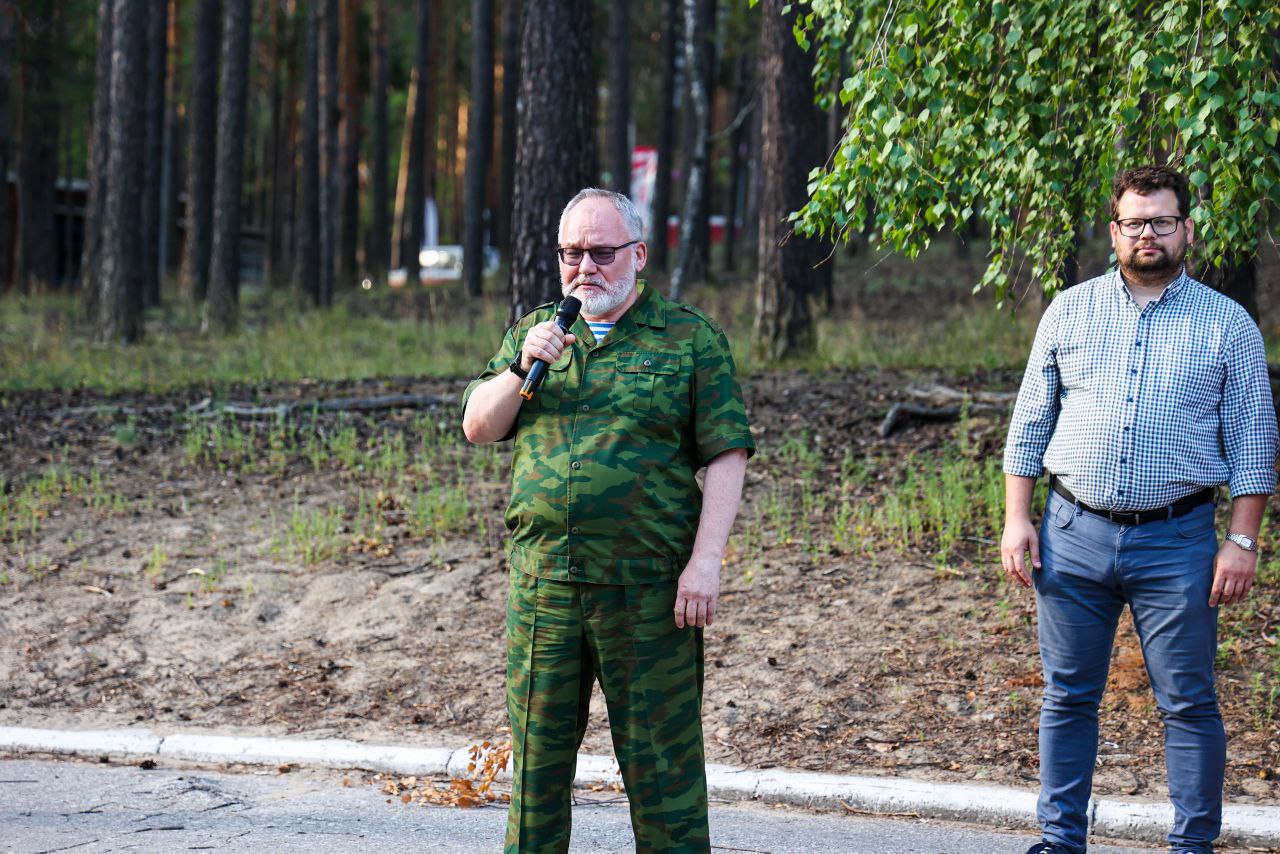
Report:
1003,268,1277,511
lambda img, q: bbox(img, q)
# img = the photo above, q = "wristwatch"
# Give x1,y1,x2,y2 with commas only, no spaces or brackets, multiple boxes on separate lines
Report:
508,357,528,379
1225,532,1258,552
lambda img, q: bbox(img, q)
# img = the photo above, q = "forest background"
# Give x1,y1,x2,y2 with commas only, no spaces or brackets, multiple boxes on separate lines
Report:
1,0,1279,817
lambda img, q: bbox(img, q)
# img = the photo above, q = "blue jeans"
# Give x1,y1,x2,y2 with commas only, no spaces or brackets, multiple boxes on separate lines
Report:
1035,490,1223,853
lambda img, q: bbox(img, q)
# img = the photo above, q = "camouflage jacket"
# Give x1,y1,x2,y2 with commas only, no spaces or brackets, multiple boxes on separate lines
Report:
463,281,755,585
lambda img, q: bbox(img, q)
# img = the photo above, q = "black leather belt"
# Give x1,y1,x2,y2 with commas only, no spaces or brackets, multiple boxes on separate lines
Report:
1050,476,1215,526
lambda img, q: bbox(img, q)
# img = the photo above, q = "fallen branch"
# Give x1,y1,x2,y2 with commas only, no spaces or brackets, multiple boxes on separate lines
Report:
905,384,1017,406
878,402,963,438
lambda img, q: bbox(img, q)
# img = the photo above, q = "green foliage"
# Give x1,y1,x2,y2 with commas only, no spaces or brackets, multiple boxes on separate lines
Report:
793,0,1280,303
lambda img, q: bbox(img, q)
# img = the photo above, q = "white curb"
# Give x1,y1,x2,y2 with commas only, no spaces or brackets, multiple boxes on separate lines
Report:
159,733,455,777
1,725,1276,847
0,726,162,757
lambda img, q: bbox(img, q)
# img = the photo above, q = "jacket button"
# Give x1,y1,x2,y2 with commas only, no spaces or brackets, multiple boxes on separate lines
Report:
581,404,590,412
570,526,579,535
570,460,581,469
643,359,652,367
569,565,580,574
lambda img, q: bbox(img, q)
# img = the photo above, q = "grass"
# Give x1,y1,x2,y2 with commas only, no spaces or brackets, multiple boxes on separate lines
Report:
0,464,130,545
0,287,505,392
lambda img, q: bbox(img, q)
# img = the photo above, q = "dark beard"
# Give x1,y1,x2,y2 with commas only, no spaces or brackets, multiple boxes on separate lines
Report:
1122,243,1183,279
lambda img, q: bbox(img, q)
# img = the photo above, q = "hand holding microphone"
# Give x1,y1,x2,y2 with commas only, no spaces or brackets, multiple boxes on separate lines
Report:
517,296,582,401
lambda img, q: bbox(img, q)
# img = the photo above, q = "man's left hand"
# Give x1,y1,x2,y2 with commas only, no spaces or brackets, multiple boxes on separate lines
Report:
675,556,720,628
1210,542,1257,606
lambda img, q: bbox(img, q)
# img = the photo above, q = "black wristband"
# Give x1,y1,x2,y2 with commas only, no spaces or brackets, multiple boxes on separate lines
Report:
508,357,528,379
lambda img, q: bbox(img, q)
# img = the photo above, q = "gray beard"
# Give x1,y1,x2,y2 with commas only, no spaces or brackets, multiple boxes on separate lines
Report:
564,269,636,318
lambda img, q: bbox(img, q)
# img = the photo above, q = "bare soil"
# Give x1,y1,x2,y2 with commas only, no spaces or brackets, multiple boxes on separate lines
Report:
1,369,1277,814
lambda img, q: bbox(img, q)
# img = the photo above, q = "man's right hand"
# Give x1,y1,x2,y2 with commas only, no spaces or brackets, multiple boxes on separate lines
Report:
1000,516,1039,587
520,320,576,374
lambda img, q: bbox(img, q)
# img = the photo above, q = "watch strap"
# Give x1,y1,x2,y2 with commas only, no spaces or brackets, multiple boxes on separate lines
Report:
508,357,528,379
1225,532,1258,552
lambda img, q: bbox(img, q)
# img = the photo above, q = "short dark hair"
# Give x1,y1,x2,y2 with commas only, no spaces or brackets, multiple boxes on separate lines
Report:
1110,166,1191,219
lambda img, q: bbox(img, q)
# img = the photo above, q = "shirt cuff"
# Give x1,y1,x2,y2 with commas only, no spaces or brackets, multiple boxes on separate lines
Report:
1002,451,1045,479
698,435,756,467
1228,468,1277,498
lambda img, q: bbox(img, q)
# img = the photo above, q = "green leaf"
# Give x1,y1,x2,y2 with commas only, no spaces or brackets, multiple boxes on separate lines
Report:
1190,170,1210,187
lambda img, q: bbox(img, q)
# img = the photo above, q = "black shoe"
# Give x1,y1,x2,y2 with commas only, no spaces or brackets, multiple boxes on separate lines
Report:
1025,843,1076,854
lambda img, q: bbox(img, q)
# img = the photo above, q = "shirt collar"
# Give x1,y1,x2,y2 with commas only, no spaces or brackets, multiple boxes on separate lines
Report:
1113,266,1189,307
617,280,667,329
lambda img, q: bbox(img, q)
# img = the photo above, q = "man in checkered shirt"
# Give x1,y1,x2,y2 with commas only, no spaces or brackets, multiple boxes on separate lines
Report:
1001,165,1277,854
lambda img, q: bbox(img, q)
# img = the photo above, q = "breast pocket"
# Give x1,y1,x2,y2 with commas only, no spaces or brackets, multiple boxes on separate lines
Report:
616,352,680,414
524,348,572,412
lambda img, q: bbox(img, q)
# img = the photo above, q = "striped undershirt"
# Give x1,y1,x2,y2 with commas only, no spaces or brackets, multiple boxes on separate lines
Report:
586,320,615,344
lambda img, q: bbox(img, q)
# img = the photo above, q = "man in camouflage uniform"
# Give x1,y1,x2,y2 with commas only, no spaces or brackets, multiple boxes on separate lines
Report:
463,188,753,853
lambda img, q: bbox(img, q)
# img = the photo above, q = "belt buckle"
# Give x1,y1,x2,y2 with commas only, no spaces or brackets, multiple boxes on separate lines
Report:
1108,509,1139,525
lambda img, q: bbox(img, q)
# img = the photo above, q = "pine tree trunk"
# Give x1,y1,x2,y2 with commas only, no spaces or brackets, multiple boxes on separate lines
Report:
752,0,829,362
1203,256,1260,323
508,0,596,323
462,0,493,299
0,0,13,290
79,0,113,311
608,0,630,195
336,0,360,282
158,0,181,279
722,48,751,275
180,0,220,303
399,0,432,282
648,0,678,272
269,0,299,289
368,0,390,280
205,0,252,334
670,0,714,300
95,0,146,343
17,0,60,293
140,0,168,306
496,0,519,257
318,0,338,302
294,0,320,303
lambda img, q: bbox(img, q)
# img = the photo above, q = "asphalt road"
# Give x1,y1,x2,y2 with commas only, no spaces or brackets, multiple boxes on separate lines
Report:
0,758,1157,853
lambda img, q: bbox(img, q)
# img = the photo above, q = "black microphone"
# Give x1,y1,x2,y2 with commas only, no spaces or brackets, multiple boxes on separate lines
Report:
519,296,581,401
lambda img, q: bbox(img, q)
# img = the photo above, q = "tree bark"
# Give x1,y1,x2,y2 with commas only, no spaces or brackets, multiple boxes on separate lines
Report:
0,0,13,290
318,0,338,303
95,0,146,343
204,0,251,334
722,47,752,275
1202,256,1259,323
17,0,60,293
496,0,519,257
140,0,168,307
508,0,596,323
399,0,432,283
368,0,390,281
294,0,320,303
752,0,830,362
158,0,181,279
336,0,360,283
648,0,678,272
462,0,494,298
180,0,220,304
608,0,630,195
78,0,113,311
670,0,714,300
265,0,284,286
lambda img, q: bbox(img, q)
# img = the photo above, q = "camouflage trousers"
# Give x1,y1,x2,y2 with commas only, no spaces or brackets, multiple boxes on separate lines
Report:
505,567,710,854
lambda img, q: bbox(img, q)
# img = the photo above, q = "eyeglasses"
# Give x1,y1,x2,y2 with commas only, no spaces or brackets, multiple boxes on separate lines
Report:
557,240,640,266
1114,216,1185,237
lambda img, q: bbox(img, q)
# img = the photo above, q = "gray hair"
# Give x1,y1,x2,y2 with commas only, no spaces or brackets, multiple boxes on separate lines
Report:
559,188,645,241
